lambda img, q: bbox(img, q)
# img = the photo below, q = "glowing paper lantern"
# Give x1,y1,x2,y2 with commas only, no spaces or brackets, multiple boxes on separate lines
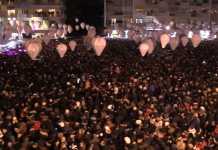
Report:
75,25,80,31
69,40,77,51
139,42,149,57
67,25,73,33
25,39,42,60
160,33,170,48
181,36,189,47
80,22,85,29
56,43,68,58
58,23,63,29
92,37,107,56
146,38,155,54
191,34,201,48
63,24,67,30
170,37,179,50
75,18,79,23
85,24,90,30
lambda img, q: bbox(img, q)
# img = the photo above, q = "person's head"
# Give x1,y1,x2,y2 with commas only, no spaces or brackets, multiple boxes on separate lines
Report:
56,28,64,38
49,23,58,34
24,24,32,35
3,23,13,38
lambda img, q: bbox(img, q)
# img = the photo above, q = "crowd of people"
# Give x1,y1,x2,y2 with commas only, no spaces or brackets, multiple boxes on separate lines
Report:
0,20,90,46
0,28,217,149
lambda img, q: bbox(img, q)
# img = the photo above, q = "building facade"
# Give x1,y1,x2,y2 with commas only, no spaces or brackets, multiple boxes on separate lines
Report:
0,0,64,24
105,0,218,26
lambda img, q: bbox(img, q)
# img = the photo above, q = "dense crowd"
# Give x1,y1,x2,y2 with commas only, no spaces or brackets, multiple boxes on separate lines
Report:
0,37,217,150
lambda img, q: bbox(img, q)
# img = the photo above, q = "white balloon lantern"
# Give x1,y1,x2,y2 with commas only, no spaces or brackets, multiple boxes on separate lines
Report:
63,24,67,30
56,43,68,58
58,23,63,29
80,22,85,30
75,18,79,23
67,25,73,33
85,24,90,31
160,33,170,48
191,34,201,48
69,40,77,51
170,37,180,50
92,37,107,56
181,36,189,47
139,42,150,57
25,39,42,60
75,25,80,31
146,39,155,54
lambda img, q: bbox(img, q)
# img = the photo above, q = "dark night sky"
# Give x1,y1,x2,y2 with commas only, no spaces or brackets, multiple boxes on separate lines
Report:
64,0,104,28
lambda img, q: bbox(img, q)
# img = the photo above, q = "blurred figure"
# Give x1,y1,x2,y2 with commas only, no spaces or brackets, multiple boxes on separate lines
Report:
55,27,65,39
22,24,33,39
43,23,58,45
47,23,58,39
0,23,13,44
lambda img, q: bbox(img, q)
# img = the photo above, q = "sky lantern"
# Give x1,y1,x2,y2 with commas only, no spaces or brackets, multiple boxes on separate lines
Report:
146,38,155,54
170,37,180,50
67,25,73,33
92,36,107,56
25,39,42,60
160,33,170,48
56,43,68,58
69,40,77,51
80,22,85,29
139,42,149,57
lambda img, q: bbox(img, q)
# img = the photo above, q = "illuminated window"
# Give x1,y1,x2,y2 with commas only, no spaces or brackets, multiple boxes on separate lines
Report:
48,9,56,13
111,18,116,24
8,9,16,16
36,9,43,13
136,19,143,24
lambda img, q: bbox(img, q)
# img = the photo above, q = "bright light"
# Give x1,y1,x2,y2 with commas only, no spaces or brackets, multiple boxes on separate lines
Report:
111,18,117,24
200,30,210,39
7,9,16,16
124,30,129,39
36,9,43,13
188,31,193,38
111,30,119,38
170,32,177,37
165,25,170,30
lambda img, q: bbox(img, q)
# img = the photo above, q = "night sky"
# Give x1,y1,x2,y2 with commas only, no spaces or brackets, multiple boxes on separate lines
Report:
64,0,104,29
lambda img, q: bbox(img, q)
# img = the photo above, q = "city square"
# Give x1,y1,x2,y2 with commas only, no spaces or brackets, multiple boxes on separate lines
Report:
0,0,217,149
